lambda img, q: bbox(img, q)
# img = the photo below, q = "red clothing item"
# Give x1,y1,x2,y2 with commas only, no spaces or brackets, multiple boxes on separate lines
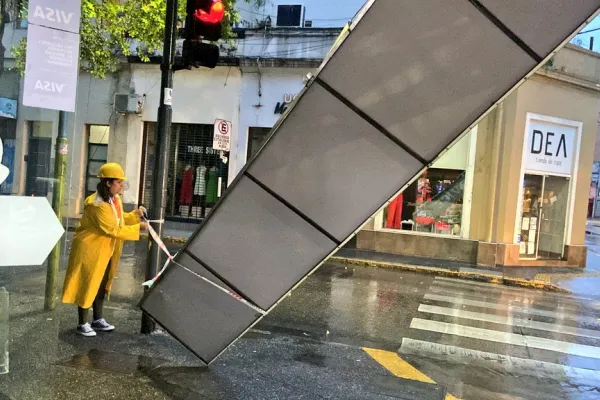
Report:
113,198,122,219
180,168,194,205
386,194,403,229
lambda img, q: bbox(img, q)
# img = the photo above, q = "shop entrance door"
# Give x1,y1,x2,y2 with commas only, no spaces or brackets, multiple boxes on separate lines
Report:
519,174,570,260
538,176,570,259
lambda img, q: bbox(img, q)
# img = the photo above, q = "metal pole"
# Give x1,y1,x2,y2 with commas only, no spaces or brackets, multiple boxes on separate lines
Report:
45,111,68,310
141,0,178,334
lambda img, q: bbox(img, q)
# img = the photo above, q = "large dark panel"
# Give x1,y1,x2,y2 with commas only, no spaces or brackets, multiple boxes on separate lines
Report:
478,0,600,56
248,84,424,242
139,264,261,363
318,0,537,162
185,176,336,310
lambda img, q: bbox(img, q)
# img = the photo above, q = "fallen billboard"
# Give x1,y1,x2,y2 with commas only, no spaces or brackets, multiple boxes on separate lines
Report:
140,0,600,364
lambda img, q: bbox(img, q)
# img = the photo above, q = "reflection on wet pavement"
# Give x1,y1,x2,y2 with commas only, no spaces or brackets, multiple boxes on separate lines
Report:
57,349,171,376
1,239,600,398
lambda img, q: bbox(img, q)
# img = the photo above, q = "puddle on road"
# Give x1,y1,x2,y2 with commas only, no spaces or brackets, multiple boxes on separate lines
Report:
56,349,170,376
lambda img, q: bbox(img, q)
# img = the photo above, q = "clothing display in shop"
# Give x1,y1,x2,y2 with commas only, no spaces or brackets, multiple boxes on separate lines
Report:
180,166,194,206
206,166,218,204
194,165,207,196
386,193,403,229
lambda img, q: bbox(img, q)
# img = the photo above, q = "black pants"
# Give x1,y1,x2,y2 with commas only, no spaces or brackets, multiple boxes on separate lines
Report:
78,263,110,325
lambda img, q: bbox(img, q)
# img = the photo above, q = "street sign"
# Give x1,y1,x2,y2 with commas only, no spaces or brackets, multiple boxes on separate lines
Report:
22,24,81,112
0,197,65,267
28,0,81,34
213,119,231,151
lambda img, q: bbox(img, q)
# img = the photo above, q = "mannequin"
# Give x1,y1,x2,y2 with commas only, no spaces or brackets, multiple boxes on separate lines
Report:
180,165,194,208
386,194,403,229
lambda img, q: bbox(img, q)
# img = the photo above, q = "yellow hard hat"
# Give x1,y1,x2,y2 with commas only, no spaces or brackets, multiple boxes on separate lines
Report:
97,163,127,180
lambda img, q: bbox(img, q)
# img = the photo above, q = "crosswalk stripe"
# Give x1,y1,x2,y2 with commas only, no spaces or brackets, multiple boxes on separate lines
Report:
418,304,600,339
431,278,579,303
410,318,600,359
400,338,600,385
427,285,588,315
434,276,592,301
423,293,599,325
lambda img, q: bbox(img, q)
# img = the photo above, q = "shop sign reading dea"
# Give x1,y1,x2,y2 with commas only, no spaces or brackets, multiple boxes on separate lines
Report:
524,114,579,176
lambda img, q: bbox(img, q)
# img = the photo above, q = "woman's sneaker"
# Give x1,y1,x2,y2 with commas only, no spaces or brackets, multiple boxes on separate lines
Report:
77,323,97,337
91,318,115,332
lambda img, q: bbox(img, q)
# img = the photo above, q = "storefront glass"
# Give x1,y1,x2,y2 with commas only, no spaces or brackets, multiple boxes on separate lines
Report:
382,130,474,237
518,174,569,259
140,122,229,221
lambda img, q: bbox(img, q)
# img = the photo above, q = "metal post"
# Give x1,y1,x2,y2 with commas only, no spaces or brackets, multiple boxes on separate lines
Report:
45,111,68,310
141,0,178,334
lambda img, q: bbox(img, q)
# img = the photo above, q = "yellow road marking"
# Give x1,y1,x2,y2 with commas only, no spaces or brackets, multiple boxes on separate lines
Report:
363,347,462,400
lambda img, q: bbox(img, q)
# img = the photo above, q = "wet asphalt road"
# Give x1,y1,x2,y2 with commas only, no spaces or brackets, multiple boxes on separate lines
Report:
1,238,600,399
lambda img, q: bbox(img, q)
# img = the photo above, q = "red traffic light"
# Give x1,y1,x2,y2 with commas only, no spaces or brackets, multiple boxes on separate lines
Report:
194,0,225,24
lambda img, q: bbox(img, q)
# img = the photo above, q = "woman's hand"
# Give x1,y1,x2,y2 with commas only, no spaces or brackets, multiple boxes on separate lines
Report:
139,222,149,231
135,206,147,220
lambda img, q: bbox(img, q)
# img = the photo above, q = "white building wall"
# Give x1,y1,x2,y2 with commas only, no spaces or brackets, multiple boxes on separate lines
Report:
129,64,242,184
237,67,313,174
11,70,123,216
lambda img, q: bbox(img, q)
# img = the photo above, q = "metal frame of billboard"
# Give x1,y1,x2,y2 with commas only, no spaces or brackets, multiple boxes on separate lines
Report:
140,0,600,365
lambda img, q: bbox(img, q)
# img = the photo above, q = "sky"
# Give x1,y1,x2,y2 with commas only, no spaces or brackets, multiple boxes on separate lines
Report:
572,15,600,51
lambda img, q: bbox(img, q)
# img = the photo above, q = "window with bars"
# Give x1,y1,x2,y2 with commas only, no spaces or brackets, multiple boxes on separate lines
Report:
140,122,229,221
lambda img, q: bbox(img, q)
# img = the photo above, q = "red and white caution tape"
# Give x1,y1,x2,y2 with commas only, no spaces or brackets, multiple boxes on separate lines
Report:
141,219,265,315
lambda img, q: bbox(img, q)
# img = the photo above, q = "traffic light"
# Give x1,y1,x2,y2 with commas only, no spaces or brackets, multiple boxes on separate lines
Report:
181,0,225,69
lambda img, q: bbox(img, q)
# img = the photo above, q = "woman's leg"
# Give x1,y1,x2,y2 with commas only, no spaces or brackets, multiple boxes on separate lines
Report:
76,307,96,336
91,263,115,331
92,263,110,321
78,307,88,326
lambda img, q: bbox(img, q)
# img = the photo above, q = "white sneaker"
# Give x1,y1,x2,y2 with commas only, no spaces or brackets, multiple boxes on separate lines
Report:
77,323,97,337
91,318,115,332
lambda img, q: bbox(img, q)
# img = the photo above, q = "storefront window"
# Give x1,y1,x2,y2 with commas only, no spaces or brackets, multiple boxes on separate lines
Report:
518,174,570,259
140,123,229,221
25,121,54,200
519,174,543,257
382,130,474,237
384,169,464,235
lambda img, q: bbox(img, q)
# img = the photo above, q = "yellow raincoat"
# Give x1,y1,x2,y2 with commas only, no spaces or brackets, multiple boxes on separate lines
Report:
62,192,141,309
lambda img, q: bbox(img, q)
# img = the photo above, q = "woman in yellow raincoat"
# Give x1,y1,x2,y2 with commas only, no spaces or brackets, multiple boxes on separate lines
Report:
62,163,148,337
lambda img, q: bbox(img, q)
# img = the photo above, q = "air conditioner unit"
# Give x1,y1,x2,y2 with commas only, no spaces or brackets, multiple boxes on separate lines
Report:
114,93,142,114
276,4,305,27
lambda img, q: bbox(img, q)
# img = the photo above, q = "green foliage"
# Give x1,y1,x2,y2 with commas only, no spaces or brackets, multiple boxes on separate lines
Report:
12,0,259,78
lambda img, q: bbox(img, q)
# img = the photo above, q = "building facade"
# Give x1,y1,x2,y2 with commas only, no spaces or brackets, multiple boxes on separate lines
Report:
1,1,599,268
357,45,600,268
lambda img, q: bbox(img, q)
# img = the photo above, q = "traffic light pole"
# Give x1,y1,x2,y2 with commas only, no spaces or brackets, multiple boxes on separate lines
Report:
141,0,179,334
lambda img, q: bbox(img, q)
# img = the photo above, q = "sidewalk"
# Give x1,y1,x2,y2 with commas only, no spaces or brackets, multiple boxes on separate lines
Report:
158,227,600,296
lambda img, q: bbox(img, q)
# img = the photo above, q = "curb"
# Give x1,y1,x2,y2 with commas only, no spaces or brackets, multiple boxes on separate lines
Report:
330,256,570,293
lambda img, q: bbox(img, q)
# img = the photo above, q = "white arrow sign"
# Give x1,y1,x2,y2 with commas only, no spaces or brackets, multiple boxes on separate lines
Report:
0,197,65,267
